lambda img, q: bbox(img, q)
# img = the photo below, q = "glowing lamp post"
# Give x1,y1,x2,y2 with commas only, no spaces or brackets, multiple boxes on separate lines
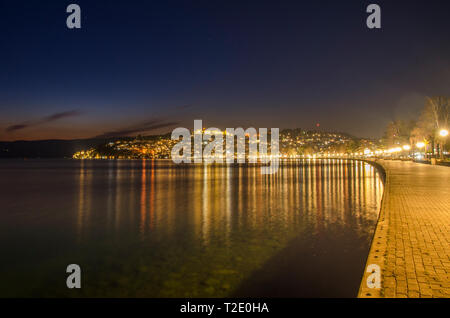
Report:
401,144,411,159
439,129,448,159
414,142,426,161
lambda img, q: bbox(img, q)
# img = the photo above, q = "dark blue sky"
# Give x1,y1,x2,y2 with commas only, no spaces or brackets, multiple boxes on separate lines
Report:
1,0,450,140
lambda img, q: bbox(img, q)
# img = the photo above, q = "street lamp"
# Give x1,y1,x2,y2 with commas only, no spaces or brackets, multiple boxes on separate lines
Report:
439,129,448,159
402,145,411,151
414,141,426,161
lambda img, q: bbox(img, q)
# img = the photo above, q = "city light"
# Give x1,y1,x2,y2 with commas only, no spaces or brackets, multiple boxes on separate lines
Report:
439,129,449,137
387,147,402,153
416,142,425,149
402,145,411,151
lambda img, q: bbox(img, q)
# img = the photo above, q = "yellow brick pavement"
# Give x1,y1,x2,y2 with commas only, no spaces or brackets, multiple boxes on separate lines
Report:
359,160,450,298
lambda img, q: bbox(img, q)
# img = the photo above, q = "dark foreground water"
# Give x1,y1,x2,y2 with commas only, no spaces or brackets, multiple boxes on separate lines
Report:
0,159,383,297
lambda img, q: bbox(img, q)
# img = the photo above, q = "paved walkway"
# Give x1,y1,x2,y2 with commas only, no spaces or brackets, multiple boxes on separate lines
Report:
359,160,450,298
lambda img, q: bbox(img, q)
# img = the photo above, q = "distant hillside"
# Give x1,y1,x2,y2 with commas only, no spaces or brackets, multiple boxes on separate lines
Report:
0,130,375,159
0,138,122,158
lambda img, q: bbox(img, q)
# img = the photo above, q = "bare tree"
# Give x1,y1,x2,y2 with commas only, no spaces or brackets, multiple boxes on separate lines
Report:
419,97,450,157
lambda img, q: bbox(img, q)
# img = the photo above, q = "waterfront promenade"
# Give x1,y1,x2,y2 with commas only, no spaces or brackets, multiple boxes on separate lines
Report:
359,160,450,298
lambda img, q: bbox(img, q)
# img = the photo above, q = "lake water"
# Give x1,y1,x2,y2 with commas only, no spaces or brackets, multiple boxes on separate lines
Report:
0,159,383,297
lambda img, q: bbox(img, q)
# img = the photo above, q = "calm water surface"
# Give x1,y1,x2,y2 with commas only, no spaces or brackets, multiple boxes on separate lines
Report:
0,159,383,297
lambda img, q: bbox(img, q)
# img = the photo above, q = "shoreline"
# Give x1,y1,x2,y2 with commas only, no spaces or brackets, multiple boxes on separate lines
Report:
358,159,389,297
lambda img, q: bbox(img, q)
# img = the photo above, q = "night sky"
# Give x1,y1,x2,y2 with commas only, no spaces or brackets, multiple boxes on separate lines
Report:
1,0,450,141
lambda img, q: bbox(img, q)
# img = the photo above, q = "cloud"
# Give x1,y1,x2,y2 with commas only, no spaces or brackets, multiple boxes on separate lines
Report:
94,103,194,138
96,120,179,138
5,124,30,132
5,110,82,133
42,110,82,122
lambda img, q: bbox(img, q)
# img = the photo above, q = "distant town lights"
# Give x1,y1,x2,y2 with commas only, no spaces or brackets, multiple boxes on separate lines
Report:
388,147,402,153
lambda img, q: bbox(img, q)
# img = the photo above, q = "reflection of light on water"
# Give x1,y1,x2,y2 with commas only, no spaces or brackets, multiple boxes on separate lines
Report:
115,160,122,230
67,158,384,297
166,161,176,236
139,159,156,239
140,159,147,239
107,160,115,228
202,164,210,245
356,161,361,217
149,159,155,230
77,160,85,240
315,162,323,233
225,164,232,246
238,165,243,228
0,157,388,298
128,160,136,224
77,160,92,242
